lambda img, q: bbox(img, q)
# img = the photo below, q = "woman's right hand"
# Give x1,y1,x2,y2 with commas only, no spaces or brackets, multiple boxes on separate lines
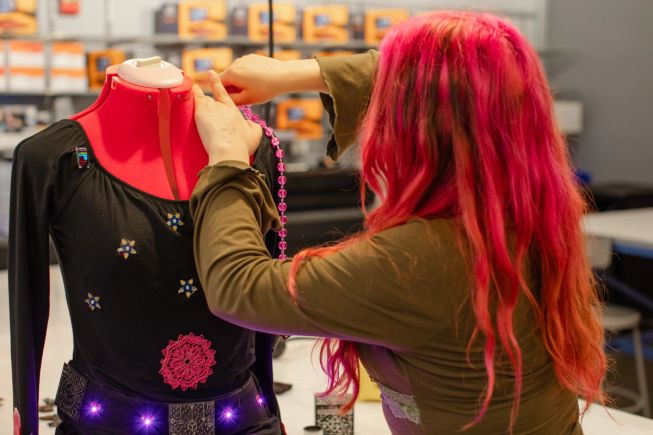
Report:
219,54,329,106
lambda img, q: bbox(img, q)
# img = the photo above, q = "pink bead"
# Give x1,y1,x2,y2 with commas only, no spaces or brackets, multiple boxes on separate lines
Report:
264,127,273,137
271,137,280,146
278,228,287,238
277,162,286,172
280,215,288,225
277,175,286,186
277,202,287,213
278,188,287,199
278,253,287,260
278,241,288,251
275,149,284,159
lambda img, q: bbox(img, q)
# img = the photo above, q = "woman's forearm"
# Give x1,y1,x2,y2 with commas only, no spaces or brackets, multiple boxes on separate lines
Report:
280,59,330,95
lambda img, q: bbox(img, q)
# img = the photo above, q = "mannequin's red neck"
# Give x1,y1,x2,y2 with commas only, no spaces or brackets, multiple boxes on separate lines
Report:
74,71,207,200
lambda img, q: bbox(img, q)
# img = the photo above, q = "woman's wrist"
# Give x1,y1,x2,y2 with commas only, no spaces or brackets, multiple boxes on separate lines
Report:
280,59,329,95
208,148,249,166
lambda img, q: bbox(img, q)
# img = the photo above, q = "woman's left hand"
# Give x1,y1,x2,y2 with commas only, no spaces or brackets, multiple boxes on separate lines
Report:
193,69,262,166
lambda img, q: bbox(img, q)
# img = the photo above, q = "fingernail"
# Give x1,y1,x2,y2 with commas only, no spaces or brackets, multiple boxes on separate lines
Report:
208,70,217,80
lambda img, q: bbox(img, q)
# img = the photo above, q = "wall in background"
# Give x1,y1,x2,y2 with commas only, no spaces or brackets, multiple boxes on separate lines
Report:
548,0,653,185
35,0,548,48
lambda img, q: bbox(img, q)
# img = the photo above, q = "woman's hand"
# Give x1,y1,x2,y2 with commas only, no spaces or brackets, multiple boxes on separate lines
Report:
193,70,262,166
220,54,329,105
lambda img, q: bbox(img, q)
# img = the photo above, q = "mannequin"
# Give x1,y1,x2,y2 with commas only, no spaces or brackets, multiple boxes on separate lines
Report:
74,57,206,200
9,56,283,434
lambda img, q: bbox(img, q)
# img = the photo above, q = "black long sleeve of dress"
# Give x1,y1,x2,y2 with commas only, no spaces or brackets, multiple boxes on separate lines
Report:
9,123,62,435
9,119,281,434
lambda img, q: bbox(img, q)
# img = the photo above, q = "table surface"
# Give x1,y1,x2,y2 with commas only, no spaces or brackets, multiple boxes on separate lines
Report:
583,208,653,249
2,267,653,434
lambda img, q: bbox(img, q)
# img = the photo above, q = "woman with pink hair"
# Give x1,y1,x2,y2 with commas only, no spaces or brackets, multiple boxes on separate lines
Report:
191,11,606,434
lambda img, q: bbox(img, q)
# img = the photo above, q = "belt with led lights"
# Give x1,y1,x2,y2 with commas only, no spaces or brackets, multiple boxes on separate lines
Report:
54,362,274,434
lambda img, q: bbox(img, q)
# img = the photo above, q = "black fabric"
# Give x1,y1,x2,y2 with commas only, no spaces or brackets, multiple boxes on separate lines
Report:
10,119,281,434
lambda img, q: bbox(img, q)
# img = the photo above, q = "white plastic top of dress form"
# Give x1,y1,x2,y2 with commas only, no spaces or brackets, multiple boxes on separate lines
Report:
116,56,184,89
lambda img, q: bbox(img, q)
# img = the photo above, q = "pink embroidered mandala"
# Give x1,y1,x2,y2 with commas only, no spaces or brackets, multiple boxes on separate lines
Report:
159,333,216,391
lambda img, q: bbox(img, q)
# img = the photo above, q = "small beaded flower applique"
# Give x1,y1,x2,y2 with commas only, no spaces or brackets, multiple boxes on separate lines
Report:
85,293,101,311
160,333,216,391
239,106,288,259
116,239,137,259
178,279,198,299
166,212,184,232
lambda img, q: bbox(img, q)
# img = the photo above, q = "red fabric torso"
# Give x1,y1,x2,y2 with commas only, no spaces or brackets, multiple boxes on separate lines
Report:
73,67,207,200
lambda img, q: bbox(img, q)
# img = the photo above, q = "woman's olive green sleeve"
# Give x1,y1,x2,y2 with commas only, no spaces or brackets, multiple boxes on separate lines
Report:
316,50,379,160
191,161,433,349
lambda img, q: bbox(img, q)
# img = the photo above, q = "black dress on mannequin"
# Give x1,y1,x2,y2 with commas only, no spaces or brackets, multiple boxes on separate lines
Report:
9,119,282,434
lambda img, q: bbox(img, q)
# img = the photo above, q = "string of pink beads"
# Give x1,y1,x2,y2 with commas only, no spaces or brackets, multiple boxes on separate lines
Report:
240,106,288,260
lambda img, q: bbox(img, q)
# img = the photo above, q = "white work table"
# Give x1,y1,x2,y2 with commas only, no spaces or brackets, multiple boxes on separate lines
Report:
584,208,653,252
2,267,653,434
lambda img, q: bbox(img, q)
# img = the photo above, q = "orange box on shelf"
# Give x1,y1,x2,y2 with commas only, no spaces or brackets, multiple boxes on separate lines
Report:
276,98,324,140
303,5,349,43
87,49,126,89
0,0,37,35
254,49,301,61
364,9,409,44
182,47,233,90
51,42,86,92
8,40,45,91
248,3,296,43
8,67,45,92
178,0,227,39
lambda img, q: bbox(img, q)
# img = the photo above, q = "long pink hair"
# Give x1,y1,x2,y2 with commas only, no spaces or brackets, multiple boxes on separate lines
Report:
289,11,606,429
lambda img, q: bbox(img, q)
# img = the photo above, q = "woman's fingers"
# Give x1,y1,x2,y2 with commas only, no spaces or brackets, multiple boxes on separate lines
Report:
228,90,251,106
208,70,235,107
192,84,204,99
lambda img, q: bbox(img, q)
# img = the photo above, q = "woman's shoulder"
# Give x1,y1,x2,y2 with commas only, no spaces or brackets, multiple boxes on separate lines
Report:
370,217,461,253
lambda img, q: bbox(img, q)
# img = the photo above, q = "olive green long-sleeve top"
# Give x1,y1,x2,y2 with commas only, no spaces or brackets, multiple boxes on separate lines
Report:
190,52,581,435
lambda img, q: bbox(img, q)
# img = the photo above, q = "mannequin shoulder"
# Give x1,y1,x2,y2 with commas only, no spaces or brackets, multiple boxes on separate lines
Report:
13,119,85,166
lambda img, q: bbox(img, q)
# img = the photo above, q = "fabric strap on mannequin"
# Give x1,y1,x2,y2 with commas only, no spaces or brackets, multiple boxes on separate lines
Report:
157,89,180,200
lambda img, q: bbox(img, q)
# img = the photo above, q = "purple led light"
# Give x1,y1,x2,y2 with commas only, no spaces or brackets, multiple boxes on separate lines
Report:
220,406,236,424
86,401,102,417
256,394,265,406
140,415,155,427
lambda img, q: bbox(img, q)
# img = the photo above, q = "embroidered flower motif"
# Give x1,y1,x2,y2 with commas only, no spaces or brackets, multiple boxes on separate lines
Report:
178,279,198,299
166,213,184,232
159,333,216,391
85,293,101,311
116,239,137,259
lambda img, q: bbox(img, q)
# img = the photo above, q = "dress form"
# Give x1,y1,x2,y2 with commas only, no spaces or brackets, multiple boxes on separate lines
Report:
74,59,207,200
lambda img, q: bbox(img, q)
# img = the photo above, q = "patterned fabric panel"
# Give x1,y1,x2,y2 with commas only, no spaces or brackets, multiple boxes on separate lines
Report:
378,382,422,425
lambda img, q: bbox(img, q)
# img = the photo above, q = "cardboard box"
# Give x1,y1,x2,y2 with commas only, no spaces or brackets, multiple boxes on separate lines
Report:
303,5,349,43
0,0,37,35
182,47,233,90
87,49,126,89
0,42,6,91
248,3,296,43
178,0,227,39
254,49,301,61
7,40,44,91
155,3,179,34
276,99,323,140
230,5,248,36
51,42,86,92
364,9,410,44
59,0,80,15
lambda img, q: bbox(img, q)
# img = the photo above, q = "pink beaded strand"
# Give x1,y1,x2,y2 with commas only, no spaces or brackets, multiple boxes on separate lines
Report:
240,106,288,260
